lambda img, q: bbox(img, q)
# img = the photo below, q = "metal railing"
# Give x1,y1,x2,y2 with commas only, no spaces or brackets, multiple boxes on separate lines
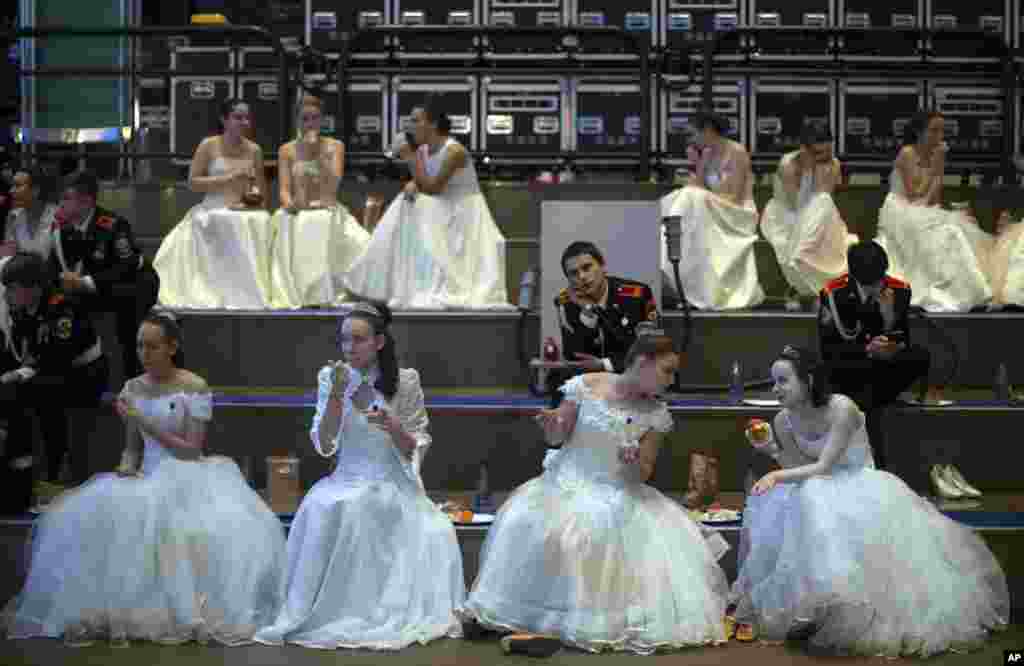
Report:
698,26,1018,182
8,25,290,164
338,25,657,181
4,24,1022,182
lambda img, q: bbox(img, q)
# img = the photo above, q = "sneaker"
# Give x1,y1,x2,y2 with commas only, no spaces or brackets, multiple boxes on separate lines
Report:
500,634,562,658
943,464,982,499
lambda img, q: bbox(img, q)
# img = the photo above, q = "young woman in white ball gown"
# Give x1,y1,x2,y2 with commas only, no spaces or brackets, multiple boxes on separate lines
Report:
154,100,274,308
255,302,465,649
461,330,729,656
760,123,857,299
343,98,511,310
4,312,287,645
729,345,1008,656
269,95,370,308
874,111,991,312
660,111,763,310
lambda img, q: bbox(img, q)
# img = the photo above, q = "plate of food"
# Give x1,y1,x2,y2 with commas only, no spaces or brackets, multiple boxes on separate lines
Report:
450,511,495,525
439,500,495,525
700,508,742,524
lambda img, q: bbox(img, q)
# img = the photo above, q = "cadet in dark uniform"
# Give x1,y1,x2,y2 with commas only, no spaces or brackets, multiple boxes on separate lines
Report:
552,241,659,375
0,253,109,489
818,241,930,471
51,170,160,380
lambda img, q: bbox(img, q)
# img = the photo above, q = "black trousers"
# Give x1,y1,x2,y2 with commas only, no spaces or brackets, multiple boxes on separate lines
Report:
826,344,931,471
79,265,160,380
0,349,28,514
0,357,109,484
544,366,592,409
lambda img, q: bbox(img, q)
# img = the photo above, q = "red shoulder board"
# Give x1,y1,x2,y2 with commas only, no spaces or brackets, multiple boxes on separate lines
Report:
48,293,65,307
96,215,116,230
823,274,850,294
883,275,909,290
616,284,645,298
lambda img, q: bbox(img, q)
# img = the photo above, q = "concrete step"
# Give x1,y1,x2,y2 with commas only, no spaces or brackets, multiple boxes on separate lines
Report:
167,309,1024,392
96,182,1017,314
63,388,1024,504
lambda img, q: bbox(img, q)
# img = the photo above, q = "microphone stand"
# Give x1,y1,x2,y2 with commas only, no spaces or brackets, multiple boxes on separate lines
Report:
660,215,773,395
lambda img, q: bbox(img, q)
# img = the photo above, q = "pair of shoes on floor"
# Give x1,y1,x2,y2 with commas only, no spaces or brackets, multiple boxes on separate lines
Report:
462,619,499,642
930,464,982,500
500,634,563,658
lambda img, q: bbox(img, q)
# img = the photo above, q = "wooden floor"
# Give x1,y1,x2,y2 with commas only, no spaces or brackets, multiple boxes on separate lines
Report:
2,628,1023,666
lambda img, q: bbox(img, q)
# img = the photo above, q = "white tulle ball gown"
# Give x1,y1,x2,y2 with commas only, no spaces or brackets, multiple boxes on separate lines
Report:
254,365,465,649
732,395,1008,657
874,167,992,312
154,156,275,309
269,204,369,308
268,139,371,308
659,148,764,310
342,139,512,310
462,375,729,655
760,152,857,297
3,374,287,645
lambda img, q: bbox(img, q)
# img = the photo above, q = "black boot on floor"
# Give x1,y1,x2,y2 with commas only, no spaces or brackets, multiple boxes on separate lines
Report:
462,618,498,642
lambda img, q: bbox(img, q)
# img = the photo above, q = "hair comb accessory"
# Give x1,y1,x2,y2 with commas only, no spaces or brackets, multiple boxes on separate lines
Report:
150,307,178,323
635,322,665,337
347,302,383,319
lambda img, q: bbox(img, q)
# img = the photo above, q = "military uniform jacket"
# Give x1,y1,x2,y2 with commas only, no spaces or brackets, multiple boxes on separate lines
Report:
51,206,144,293
818,273,912,362
10,290,101,375
555,276,659,372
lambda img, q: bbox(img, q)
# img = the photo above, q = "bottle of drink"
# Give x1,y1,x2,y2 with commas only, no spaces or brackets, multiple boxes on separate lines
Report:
543,337,560,363
729,360,744,404
472,463,496,514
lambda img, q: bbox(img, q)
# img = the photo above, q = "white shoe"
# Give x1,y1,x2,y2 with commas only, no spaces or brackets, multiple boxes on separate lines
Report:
930,464,964,500
943,464,982,499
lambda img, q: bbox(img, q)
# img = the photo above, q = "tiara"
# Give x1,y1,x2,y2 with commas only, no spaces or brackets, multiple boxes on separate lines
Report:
635,322,665,337
779,344,800,359
149,307,178,323
347,302,383,319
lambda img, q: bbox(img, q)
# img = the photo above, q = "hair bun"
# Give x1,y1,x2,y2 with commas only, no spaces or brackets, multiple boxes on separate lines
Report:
635,322,665,338
149,307,178,323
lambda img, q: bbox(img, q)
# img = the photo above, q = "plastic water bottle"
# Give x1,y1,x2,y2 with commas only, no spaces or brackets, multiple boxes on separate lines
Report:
472,464,496,514
729,360,744,404
543,337,560,363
